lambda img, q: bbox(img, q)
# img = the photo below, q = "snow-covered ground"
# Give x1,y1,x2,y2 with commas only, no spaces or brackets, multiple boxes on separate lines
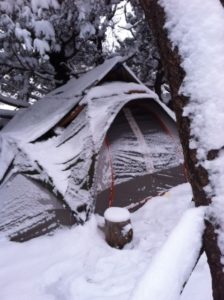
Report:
0,184,212,300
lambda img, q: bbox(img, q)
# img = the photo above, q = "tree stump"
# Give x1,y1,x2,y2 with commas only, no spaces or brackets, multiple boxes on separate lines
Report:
104,207,133,249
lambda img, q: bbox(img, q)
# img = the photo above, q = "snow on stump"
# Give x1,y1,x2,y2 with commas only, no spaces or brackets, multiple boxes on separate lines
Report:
104,207,133,249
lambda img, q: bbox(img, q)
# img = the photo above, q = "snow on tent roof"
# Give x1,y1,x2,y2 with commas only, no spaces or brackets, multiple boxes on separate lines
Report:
17,83,157,207
123,63,176,121
2,56,125,143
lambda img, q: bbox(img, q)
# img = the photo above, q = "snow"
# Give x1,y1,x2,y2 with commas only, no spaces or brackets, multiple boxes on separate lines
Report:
25,135,82,195
1,56,125,143
123,107,154,173
80,22,96,39
83,81,150,101
0,58,181,220
84,81,156,148
1,96,80,143
0,174,63,237
181,253,212,300
49,56,126,100
159,0,224,255
104,207,130,222
15,26,32,51
34,20,55,40
31,0,60,13
130,207,205,300
123,64,176,121
0,184,212,300
96,133,147,191
0,80,160,213
0,0,14,14
34,38,50,57
95,101,182,190
159,0,224,149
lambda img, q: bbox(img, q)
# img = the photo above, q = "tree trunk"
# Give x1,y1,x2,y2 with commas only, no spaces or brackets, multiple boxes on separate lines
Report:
104,207,133,249
154,59,164,100
49,50,70,86
140,0,224,298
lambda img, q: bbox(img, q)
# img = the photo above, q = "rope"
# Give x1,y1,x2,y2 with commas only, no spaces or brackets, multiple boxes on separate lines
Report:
103,106,187,211
125,108,188,211
105,136,115,207
150,110,187,181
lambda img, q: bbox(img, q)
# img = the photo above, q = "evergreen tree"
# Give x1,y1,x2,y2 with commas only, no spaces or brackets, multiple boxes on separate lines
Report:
0,0,119,104
117,0,171,104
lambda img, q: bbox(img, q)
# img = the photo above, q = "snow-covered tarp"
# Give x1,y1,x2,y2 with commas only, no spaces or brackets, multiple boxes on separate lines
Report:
15,83,157,213
0,79,159,219
0,57,180,230
1,56,125,143
0,174,71,238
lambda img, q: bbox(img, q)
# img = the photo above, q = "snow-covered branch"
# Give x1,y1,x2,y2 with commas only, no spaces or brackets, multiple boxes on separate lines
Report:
0,95,29,108
0,109,17,119
131,208,205,300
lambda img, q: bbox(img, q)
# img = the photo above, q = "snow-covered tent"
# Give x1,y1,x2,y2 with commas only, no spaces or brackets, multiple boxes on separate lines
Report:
0,57,186,241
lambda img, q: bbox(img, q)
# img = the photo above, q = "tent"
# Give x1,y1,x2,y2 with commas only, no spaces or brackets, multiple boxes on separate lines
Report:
0,57,186,241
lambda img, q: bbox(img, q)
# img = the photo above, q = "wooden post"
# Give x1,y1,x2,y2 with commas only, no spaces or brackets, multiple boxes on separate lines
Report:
104,207,133,249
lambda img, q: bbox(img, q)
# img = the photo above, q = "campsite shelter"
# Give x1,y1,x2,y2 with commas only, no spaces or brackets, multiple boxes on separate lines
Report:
0,57,186,241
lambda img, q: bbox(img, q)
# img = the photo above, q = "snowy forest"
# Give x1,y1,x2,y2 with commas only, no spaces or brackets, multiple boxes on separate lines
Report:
1,0,224,300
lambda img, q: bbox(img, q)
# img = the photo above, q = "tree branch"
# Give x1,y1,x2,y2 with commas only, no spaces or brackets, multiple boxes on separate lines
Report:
0,109,17,119
0,94,30,108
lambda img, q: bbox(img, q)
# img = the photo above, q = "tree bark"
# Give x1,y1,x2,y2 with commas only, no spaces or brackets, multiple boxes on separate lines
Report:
49,50,70,86
104,218,133,249
140,0,224,298
220,0,224,7
154,59,164,100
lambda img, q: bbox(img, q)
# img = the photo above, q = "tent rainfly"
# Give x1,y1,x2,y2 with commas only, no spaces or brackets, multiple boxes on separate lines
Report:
0,57,186,241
